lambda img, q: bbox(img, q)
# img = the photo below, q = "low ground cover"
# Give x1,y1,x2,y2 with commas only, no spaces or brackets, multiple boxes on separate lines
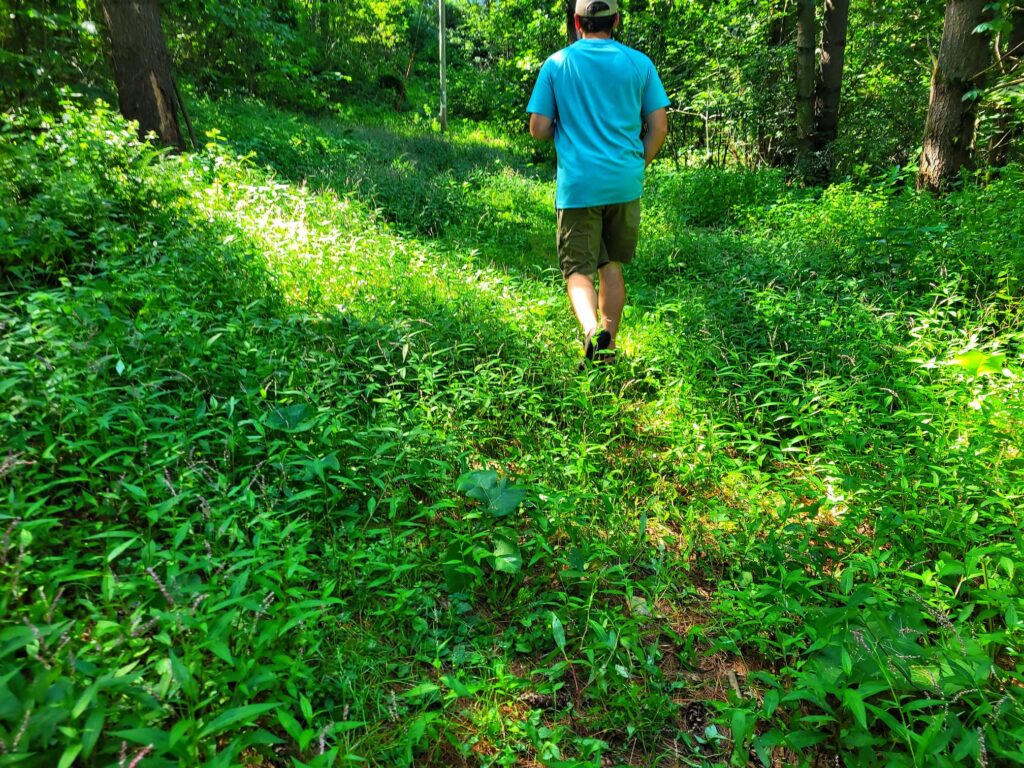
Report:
1,97,1022,766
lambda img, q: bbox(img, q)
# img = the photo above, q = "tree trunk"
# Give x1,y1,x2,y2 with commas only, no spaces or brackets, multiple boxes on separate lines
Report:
438,0,447,132
566,0,578,45
795,0,816,156
988,5,1024,167
102,0,185,150
813,0,850,152
917,0,991,192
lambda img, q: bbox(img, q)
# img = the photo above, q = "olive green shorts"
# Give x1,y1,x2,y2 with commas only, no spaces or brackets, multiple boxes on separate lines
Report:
556,199,641,280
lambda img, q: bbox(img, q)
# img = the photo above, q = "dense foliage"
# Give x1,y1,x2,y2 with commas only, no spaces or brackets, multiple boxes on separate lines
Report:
2,94,1023,766
3,0,1021,175
3,0,1024,764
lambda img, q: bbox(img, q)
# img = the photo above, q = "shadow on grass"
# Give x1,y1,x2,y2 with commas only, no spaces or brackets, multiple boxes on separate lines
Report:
196,97,559,282
193,95,947,478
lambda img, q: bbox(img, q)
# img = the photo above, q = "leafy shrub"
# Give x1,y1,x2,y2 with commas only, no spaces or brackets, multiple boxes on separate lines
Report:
645,166,791,228
0,100,170,278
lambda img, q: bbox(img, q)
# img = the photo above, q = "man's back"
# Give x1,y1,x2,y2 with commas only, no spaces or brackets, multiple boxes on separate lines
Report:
528,39,667,209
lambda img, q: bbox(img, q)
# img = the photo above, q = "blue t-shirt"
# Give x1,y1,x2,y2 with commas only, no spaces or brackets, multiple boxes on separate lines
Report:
527,39,670,210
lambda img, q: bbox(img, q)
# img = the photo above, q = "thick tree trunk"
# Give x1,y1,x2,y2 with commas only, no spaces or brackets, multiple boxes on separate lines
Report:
988,6,1024,167
917,0,991,192
102,0,185,149
795,0,817,156
813,0,850,150
566,0,578,45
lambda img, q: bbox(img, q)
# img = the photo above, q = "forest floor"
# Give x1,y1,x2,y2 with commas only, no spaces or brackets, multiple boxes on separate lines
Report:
2,97,1023,767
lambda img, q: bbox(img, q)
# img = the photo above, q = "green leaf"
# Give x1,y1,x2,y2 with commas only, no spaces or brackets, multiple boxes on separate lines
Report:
105,536,139,563
456,470,526,517
785,729,828,749
204,637,234,664
169,719,194,749
730,709,752,764
752,730,783,767
264,404,316,432
111,727,170,751
170,651,198,700
238,729,283,747
491,535,522,574
72,682,99,719
762,689,779,718
952,727,980,761
82,707,104,757
408,714,429,744
331,721,367,733
949,350,1006,376
998,556,1015,579
551,612,566,651
405,683,440,697
441,674,473,698
278,710,303,741
121,481,147,501
198,703,281,738
58,744,83,768
442,540,474,593
203,738,240,768
842,688,868,730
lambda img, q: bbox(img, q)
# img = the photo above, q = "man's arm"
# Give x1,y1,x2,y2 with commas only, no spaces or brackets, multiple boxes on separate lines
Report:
643,108,668,167
530,113,555,141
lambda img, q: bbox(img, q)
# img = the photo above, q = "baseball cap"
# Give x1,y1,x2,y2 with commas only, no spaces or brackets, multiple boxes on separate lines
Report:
575,0,618,18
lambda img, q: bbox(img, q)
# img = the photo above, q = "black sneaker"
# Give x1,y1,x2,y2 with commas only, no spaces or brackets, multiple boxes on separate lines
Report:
579,329,613,371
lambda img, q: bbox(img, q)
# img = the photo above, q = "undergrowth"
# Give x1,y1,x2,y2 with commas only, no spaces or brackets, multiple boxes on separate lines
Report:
1,97,1022,767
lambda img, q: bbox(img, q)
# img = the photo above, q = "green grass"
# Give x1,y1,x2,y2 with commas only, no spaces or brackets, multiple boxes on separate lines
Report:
1,96,1022,767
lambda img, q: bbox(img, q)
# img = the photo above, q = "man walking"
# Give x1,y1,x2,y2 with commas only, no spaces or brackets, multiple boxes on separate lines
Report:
527,0,669,368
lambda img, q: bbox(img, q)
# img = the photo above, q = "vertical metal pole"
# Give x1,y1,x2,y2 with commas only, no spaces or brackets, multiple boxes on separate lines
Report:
439,0,447,132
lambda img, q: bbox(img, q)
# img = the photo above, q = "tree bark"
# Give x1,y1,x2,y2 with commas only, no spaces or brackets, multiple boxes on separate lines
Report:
566,0,578,45
102,0,185,150
988,5,1024,167
917,0,991,192
439,0,447,132
795,0,817,156
813,0,850,151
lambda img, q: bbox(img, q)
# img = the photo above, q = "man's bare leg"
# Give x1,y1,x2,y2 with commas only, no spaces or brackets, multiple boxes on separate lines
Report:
598,261,625,350
566,272,600,338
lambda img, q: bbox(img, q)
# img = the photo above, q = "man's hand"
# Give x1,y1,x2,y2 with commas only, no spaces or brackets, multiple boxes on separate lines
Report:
642,108,668,167
530,113,555,141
